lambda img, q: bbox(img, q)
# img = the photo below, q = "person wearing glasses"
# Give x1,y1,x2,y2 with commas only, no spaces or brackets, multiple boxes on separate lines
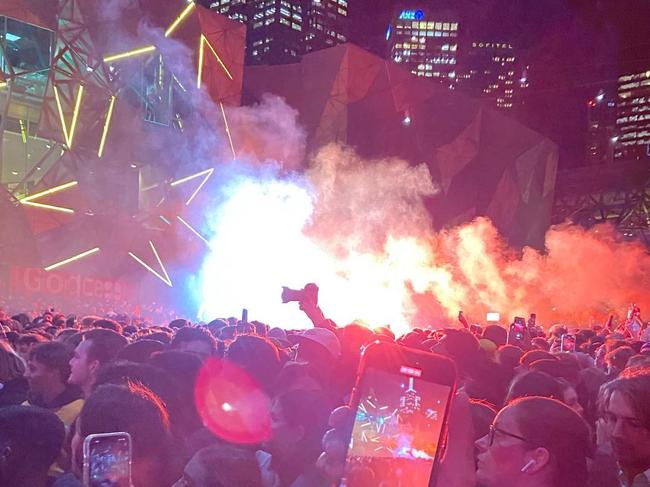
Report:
475,396,591,487
598,367,650,487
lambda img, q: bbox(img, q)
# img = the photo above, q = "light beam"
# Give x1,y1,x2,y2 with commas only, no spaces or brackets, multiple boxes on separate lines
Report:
44,247,100,271
197,34,233,88
170,168,214,205
177,216,211,247
128,241,172,287
165,2,195,37
103,45,156,63
220,102,236,159
98,95,116,158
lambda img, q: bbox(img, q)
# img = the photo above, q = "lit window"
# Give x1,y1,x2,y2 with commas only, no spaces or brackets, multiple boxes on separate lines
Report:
435,22,442,29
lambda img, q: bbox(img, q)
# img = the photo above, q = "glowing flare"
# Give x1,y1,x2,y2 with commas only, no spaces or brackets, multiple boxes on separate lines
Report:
165,2,195,37
97,96,116,158
128,241,172,287
44,247,100,272
103,45,156,63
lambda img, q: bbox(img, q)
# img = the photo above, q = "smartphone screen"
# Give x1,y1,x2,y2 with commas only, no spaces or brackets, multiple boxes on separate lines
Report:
84,433,131,487
343,365,452,486
561,334,575,352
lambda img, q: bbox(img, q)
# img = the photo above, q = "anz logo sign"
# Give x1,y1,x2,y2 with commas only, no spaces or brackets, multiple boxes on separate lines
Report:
399,10,425,20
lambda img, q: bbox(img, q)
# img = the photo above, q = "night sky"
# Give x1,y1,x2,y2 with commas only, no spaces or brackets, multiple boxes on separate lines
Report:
348,0,650,168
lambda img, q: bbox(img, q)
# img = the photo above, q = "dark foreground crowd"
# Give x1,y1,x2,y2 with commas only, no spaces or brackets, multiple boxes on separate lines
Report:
0,296,650,487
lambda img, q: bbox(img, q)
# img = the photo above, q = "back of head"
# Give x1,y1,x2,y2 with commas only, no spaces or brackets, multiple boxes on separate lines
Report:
92,319,123,334
185,445,262,487
80,383,171,461
520,349,556,367
80,315,101,329
439,329,480,361
116,340,165,363
510,396,590,487
83,329,128,366
529,358,578,384
498,345,524,370
606,346,635,371
506,370,563,404
0,406,64,481
0,341,25,382
483,325,508,347
225,335,281,392
171,326,216,351
30,342,73,382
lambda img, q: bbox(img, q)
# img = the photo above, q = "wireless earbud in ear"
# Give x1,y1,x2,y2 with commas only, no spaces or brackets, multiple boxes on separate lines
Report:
521,459,536,473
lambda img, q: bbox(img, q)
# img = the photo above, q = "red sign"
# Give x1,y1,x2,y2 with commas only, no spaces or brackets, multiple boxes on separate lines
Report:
9,266,130,303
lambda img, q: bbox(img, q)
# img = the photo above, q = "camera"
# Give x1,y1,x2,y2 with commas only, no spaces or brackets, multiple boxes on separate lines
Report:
281,283,319,305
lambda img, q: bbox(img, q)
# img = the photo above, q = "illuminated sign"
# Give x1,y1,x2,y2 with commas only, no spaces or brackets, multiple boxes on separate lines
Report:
399,10,424,20
472,42,513,49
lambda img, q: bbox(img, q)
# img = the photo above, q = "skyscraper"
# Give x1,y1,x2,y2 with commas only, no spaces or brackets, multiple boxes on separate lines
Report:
615,69,650,161
585,89,617,164
386,7,459,83
456,41,528,112
209,0,348,65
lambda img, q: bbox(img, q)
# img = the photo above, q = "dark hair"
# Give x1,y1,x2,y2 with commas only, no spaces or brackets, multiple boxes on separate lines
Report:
0,406,65,479
606,346,635,371
469,399,497,441
93,319,122,334
520,350,556,367
275,389,332,468
80,383,174,475
506,371,563,404
82,329,128,365
225,335,281,392
497,345,524,371
186,445,262,487
600,366,650,430
531,337,551,351
169,319,190,330
29,342,73,382
16,333,48,347
483,325,508,347
171,326,216,352
116,340,166,363
511,396,591,487
146,331,172,345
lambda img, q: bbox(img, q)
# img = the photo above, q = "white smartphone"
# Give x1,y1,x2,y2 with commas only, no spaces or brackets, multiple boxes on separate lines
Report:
83,432,132,487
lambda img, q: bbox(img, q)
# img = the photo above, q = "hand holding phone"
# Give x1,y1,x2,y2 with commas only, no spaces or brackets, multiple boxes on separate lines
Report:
339,342,456,487
83,432,132,487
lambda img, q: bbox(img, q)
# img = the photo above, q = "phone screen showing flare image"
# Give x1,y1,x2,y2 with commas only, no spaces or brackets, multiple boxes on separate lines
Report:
343,366,452,487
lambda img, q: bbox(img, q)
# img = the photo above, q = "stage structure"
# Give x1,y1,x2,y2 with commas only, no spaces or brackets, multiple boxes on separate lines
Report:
244,44,559,248
1,0,559,309
0,0,245,304
553,160,650,245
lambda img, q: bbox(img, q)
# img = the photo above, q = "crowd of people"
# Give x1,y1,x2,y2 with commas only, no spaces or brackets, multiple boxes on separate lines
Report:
1,290,650,487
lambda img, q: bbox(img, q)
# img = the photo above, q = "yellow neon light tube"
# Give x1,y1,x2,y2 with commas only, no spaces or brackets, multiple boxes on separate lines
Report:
20,181,78,203
44,247,100,272
21,201,75,214
170,168,213,187
165,2,195,37
128,241,172,287
103,45,156,63
53,86,70,145
202,35,233,80
197,34,206,88
67,85,84,149
98,96,117,158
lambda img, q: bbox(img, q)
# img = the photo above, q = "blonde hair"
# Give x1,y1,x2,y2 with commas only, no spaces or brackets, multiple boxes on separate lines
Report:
0,341,25,382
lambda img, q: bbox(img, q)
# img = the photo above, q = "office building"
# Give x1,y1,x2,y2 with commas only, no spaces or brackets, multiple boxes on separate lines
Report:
456,40,528,111
615,69,650,161
386,7,459,82
209,0,348,64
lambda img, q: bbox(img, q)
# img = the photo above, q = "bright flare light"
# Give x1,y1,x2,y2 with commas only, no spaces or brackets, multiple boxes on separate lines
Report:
128,241,172,287
197,177,434,334
165,2,195,37
197,35,233,88
44,247,100,272
97,96,116,158
103,45,156,63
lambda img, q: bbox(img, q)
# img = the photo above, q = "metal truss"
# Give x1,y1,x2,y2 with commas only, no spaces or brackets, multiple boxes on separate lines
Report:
553,160,650,245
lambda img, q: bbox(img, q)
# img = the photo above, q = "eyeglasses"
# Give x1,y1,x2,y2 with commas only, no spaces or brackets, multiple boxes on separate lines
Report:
488,424,531,447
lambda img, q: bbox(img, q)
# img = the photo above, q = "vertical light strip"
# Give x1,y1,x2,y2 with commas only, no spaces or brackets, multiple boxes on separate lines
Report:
220,102,236,159
197,34,206,88
53,86,70,145
98,95,117,158
67,85,85,149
